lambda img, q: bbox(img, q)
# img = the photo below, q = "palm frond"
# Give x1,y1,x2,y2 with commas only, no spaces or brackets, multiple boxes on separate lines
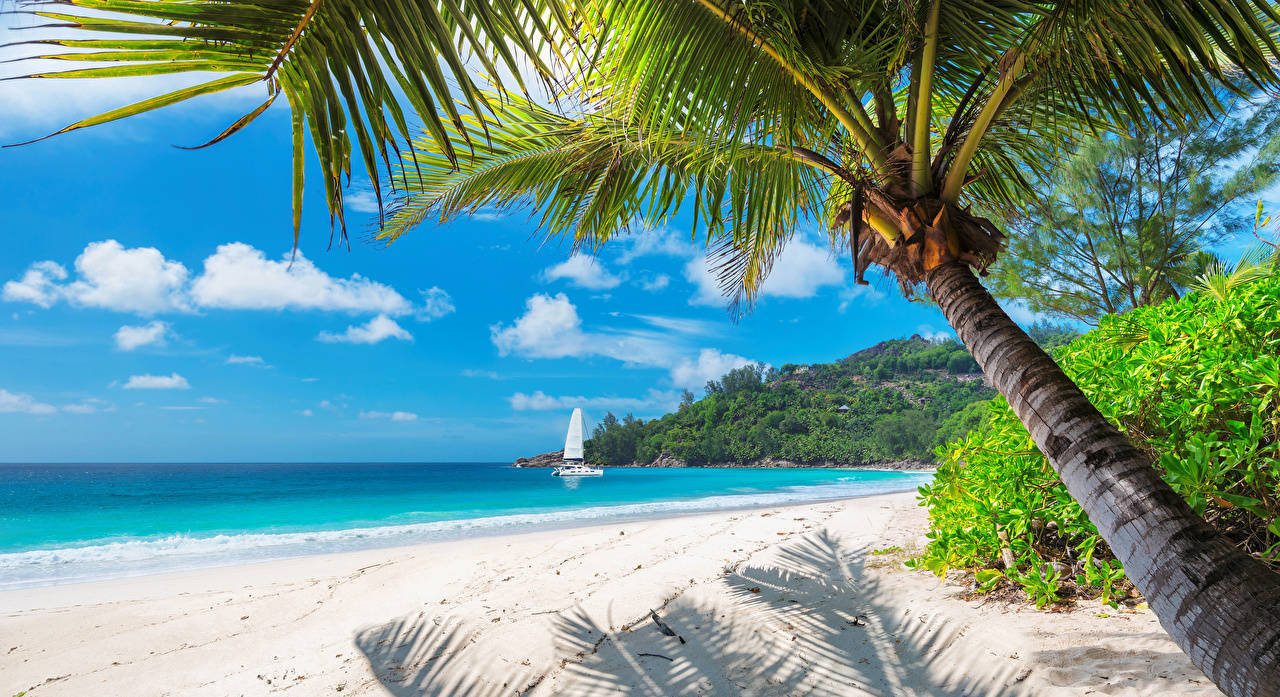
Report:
938,0,1280,209
1194,250,1275,301
376,90,828,311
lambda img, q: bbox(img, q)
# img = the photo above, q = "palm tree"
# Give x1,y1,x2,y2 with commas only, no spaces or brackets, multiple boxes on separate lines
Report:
7,0,1280,693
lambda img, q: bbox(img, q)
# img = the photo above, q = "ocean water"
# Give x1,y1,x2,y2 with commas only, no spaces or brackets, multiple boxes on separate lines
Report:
0,463,931,589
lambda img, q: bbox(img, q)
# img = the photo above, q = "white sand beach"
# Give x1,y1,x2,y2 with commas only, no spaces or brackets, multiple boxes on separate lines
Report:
2,492,1220,697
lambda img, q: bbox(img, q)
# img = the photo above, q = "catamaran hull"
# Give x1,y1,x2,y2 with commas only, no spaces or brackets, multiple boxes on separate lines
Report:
552,466,603,477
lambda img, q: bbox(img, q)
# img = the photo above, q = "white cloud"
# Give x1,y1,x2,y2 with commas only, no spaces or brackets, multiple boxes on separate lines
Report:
360,410,419,422
462,369,500,379
615,228,697,265
491,293,587,359
300,409,314,417
191,243,412,315
761,240,847,297
61,402,98,414
916,324,954,342
507,391,565,411
0,389,56,415
683,256,723,306
417,287,455,321
122,373,190,390
4,242,453,328
542,255,626,290
226,354,265,365
492,294,760,389
837,283,887,313
114,321,170,351
2,261,66,308
686,238,845,306
669,349,757,390
491,293,679,368
317,314,412,344
509,389,681,413
198,396,224,404
67,241,191,314
4,242,190,314
344,188,382,213
638,274,671,292
631,314,719,336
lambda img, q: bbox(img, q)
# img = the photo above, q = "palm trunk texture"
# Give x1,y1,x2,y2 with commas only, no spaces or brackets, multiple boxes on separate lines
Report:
926,261,1280,696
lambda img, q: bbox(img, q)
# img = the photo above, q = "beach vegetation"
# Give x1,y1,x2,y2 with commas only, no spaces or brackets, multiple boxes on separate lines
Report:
916,264,1280,611
13,0,1280,688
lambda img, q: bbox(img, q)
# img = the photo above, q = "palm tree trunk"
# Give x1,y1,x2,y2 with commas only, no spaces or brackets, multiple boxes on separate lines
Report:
925,260,1280,697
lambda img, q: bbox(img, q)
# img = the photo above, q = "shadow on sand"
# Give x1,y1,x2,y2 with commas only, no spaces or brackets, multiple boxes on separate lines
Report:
354,528,1188,696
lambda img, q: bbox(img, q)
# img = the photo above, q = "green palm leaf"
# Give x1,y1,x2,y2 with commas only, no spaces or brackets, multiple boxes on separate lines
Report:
377,90,829,310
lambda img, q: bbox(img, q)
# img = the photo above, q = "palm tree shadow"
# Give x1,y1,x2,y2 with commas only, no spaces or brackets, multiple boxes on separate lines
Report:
353,528,1196,696
353,614,530,697
549,528,1030,697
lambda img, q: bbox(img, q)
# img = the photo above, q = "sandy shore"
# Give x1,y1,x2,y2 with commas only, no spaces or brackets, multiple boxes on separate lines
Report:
2,492,1219,696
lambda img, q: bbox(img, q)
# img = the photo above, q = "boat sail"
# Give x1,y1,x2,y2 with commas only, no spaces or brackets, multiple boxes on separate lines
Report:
564,408,585,461
553,408,602,477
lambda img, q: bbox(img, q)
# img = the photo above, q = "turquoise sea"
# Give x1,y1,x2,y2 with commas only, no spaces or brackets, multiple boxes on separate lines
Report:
0,463,931,589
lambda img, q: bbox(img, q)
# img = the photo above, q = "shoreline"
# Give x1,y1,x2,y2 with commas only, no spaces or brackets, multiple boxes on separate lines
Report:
2,492,1219,697
0,491,899,612
514,450,936,470
0,475,934,593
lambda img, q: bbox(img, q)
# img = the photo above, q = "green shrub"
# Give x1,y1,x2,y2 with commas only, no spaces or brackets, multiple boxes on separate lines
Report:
946,351,978,374
872,410,937,459
932,399,991,449
914,271,1280,606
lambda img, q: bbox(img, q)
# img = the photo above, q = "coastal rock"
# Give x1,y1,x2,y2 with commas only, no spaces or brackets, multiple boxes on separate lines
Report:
650,450,687,468
884,458,935,471
513,450,564,468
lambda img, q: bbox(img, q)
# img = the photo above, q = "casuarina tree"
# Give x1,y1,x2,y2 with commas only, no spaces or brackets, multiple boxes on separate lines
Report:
7,0,1280,693
988,105,1280,324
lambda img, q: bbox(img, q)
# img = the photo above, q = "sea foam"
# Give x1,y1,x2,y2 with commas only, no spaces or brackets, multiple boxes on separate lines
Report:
0,473,929,590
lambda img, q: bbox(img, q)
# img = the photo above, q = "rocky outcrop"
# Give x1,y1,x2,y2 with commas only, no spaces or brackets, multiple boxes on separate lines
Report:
651,450,687,468
513,450,566,468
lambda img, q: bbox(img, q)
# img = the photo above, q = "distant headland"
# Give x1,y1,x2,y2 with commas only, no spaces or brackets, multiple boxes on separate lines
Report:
516,330,1076,471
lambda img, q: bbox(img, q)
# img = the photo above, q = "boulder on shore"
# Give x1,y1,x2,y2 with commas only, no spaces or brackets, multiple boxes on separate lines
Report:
513,450,565,468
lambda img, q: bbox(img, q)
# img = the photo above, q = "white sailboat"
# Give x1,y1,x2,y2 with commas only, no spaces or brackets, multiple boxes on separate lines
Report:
552,408,603,477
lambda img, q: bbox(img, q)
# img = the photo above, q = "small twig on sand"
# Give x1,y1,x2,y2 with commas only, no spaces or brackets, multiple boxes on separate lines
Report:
637,653,674,661
648,610,687,644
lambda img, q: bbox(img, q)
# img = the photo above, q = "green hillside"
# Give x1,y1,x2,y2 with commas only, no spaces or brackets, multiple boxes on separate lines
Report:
584,334,1004,467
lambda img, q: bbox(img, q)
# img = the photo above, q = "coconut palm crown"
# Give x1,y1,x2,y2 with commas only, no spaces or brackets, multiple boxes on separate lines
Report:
7,0,1280,695
377,0,1280,309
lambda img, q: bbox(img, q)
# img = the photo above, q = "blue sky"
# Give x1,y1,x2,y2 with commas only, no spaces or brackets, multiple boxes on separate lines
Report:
0,19,1146,463
0,82,977,462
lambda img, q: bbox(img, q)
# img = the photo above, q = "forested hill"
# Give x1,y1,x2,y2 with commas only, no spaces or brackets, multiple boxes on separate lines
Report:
576,334,1006,468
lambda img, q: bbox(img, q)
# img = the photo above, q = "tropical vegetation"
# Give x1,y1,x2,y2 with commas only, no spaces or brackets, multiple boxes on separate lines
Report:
10,0,1280,690
917,256,1280,610
988,105,1280,324
584,335,995,466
